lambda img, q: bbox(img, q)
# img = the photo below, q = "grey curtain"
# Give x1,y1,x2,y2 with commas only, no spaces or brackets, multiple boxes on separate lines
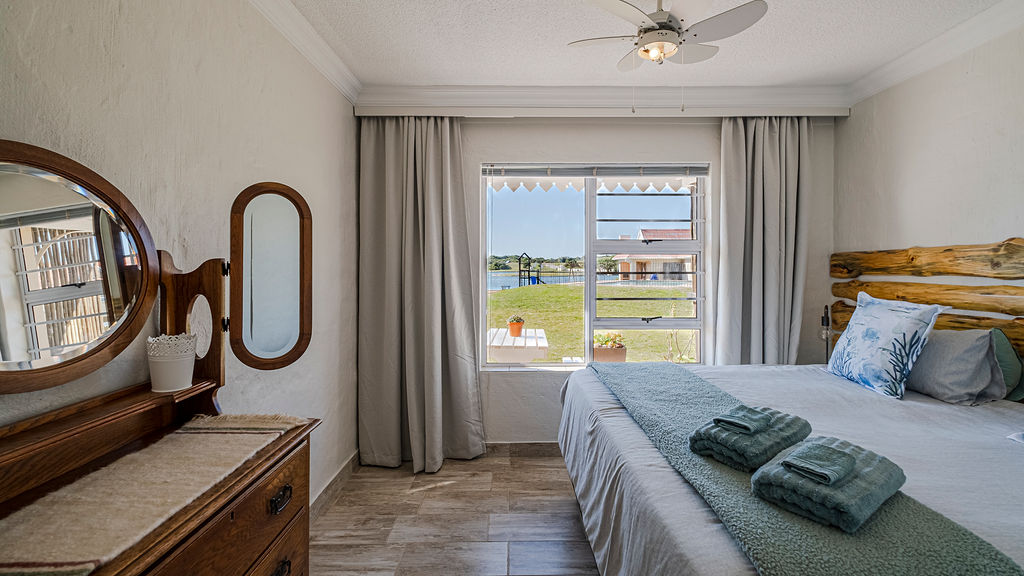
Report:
715,117,811,365
358,116,485,473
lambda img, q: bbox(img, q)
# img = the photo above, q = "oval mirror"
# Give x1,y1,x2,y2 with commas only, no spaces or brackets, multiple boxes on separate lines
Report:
0,140,158,393
229,182,311,370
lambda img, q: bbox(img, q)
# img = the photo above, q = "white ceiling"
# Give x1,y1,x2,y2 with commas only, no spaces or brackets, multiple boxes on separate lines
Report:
288,0,1001,88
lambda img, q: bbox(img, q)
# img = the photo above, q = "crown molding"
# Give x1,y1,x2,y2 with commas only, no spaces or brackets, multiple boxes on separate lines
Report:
847,0,1024,104
248,0,361,104
354,85,851,117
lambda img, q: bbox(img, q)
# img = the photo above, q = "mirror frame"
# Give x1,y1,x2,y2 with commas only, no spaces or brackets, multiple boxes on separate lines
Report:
0,139,159,394
229,182,312,370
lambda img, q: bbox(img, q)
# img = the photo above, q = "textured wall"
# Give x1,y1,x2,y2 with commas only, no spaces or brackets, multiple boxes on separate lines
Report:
462,117,835,442
0,0,359,503
835,25,1024,252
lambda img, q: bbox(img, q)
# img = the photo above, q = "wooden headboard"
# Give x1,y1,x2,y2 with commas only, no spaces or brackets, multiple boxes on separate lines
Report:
830,238,1024,357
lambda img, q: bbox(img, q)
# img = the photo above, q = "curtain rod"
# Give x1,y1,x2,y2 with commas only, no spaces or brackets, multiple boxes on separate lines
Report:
354,106,850,118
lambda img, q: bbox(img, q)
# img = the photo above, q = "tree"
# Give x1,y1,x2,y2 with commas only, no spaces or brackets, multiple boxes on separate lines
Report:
598,256,617,273
488,256,511,270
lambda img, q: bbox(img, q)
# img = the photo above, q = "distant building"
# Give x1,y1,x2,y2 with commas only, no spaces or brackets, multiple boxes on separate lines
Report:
613,229,692,281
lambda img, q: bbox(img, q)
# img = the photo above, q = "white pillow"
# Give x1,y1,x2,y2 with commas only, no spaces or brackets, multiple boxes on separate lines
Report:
828,292,945,398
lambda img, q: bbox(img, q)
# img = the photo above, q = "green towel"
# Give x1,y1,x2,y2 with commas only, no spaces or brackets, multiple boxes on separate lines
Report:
782,439,856,485
689,407,811,472
753,436,906,533
712,404,774,434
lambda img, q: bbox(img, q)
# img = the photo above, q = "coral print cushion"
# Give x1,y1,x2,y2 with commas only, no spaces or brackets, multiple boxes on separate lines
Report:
828,292,945,398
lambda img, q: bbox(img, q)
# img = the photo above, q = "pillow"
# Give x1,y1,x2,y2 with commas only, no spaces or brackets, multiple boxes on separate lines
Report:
993,329,1024,401
906,330,1006,405
827,292,944,398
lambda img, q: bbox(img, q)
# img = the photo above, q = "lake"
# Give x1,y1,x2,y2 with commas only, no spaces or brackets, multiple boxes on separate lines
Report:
487,271,583,291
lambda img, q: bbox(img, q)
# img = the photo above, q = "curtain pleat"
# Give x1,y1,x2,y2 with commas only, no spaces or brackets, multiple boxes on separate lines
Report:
358,117,485,473
716,117,811,365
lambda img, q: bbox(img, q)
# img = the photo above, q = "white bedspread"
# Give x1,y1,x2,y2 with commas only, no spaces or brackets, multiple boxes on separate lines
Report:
559,364,1024,576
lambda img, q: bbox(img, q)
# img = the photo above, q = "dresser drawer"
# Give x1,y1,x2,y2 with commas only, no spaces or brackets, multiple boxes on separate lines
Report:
246,510,309,576
148,441,310,576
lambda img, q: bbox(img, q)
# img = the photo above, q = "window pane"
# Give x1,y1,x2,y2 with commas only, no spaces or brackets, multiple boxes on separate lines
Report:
18,227,102,292
596,178,696,240
592,329,700,363
30,295,108,360
595,254,697,319
486,177,585,363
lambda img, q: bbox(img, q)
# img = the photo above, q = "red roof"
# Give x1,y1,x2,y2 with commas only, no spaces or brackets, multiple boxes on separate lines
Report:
639,228,690,240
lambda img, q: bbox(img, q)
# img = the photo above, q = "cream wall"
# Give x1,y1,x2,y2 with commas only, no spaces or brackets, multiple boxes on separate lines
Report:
835,25,1024,252
463,117,835,442
0,0,358,503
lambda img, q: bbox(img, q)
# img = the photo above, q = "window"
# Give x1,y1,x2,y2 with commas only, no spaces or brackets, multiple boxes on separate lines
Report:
482,164,708,366
1,205,138,363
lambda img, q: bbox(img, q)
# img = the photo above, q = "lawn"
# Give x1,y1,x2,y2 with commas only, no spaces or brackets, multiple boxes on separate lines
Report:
487,284,698,363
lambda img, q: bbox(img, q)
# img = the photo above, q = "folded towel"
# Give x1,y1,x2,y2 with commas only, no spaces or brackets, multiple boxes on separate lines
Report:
712,404,774,435
688,408,811,472
782,440,856,485
752,436,906,533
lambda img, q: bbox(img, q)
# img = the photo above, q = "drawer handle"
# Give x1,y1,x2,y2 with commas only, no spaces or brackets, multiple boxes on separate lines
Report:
271,559,291,576
269,484,292,515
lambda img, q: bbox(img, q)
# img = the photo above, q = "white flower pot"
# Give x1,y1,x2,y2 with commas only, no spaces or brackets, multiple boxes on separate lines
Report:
147,334,197,393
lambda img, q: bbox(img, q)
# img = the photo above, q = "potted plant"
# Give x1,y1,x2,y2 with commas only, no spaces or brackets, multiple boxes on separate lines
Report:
507,315,525,337
593,331,627,362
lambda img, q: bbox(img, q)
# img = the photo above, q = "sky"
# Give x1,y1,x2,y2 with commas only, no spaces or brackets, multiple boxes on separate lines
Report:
487,179,692,259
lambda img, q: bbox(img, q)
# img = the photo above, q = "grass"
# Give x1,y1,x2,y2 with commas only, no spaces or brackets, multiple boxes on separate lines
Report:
487,284,698,363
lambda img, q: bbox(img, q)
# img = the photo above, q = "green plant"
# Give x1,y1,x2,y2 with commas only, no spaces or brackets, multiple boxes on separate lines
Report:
594,331,625,348
507,314,524,324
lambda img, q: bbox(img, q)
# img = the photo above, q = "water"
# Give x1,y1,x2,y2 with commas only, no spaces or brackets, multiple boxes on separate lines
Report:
487,271,582,291
487,272,693,291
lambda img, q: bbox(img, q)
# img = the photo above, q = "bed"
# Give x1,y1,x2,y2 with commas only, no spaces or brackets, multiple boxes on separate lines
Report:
558,238,1024,575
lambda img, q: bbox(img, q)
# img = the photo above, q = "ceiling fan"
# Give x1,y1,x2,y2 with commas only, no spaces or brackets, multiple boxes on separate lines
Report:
569,0,768,71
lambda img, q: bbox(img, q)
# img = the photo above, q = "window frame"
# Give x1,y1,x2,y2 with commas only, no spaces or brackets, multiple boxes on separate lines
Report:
11,225,108,361
480,164,710,369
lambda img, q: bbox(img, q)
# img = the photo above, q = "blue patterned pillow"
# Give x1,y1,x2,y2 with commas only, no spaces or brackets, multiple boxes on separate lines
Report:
828,292,945,398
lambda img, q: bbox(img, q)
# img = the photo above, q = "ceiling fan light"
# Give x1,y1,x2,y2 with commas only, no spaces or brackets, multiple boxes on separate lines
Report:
636,29,680,64
638,41,678,63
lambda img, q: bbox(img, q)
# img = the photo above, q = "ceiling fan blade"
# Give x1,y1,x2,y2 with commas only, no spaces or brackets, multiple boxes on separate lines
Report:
617,48,642,71
568,35,638,48
681,0,767,44
667,43,719,64
586,0,657,29
668,0,713,27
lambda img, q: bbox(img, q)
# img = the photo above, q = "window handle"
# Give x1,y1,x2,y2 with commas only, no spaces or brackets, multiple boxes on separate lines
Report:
640,239,662,245
641,316,662,323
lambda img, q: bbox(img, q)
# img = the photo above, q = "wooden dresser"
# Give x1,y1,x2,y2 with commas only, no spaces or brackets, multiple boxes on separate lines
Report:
0,140,321,576
0,380,319,576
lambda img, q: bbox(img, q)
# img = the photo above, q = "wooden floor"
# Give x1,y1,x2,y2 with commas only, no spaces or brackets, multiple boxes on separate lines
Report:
310,448,599,575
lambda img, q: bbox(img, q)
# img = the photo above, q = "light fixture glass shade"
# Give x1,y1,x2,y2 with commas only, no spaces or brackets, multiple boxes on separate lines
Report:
636,29,680,64
638,41,679,63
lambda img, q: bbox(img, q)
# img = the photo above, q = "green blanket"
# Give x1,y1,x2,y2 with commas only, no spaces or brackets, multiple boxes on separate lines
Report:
589,362,1023,576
